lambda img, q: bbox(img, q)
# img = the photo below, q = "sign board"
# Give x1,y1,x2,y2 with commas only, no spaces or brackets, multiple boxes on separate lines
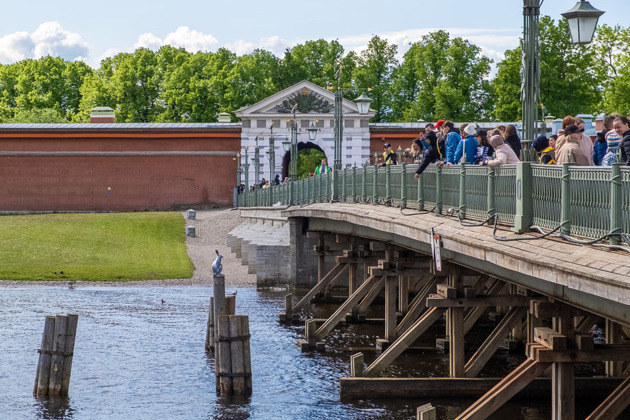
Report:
430,228,442,272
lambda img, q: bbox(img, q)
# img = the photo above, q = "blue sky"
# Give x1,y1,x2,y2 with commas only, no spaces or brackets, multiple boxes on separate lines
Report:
1,0,628,68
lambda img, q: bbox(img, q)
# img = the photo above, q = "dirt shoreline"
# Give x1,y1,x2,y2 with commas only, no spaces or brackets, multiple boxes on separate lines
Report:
0,208,256,288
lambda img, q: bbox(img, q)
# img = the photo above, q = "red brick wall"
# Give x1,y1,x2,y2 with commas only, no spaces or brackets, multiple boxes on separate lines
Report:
370,129,421,164
0,129,241,211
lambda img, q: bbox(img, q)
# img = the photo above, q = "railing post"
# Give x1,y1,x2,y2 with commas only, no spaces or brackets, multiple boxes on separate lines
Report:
331,170,337,202
458,162,467,219
435,165,443,215
401,163,407,209
560,163,572,236
372,164,378,205
610,163,622,246
361,165,367,203
311,175,315,203
351,166,357,203
342,168,347,203
513,162,533,233
289,181,294,206
417,172,424,210
487,166,496,222
385,164,392,206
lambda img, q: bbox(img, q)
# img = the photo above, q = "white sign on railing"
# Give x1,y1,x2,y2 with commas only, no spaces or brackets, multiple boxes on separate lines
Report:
430,228,442,272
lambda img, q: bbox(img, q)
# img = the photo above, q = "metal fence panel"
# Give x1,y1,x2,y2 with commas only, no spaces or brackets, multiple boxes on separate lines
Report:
569,167,611,238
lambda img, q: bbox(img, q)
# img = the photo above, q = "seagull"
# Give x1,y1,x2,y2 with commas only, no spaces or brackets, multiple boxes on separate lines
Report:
67,280,76,289
161,299,166,304
230,291,237,296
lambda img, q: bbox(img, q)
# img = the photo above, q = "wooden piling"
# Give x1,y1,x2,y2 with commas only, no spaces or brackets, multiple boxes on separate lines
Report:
213,275,226,347
206,297,215,352
207,294,236,353
34,316,55,397
34,314,78,398
215,315,252,396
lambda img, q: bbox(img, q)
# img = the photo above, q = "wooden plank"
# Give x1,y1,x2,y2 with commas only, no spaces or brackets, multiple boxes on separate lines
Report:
315,275,381,340
456,357,553,420
356,274,386,314
396,275,439,337
34,316,55,397
339,377,624,399
398,276,410,314
369,268,430,277
364,307,446,377
293,263,346,312
216,315,232,395
427,295,533,308
385,277,397,342
229,315,245,395
449,307,465,377
533,327,567,351
60,314,78,396
552,361,575,419
530,344,630,363
575,333,595,351
350,352,364,377
586,374,630,420
437,284,457,299
48,314,68,397
465,307,527,378
241,316,252,396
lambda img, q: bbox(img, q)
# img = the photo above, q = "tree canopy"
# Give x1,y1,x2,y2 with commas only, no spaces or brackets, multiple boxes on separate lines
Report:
1,21,629,124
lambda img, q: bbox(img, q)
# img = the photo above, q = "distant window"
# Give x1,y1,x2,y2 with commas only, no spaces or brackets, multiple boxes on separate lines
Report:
316,120,324,128
272,120,280,129
360,120,369,128
257,120,266,128
345,120,355,128
242,120,251,128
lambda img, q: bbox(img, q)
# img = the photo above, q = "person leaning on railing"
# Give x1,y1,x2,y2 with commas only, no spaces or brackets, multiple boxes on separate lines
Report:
479,135,519,167
613,116,630,166
556,124,592,166
414,125,444,180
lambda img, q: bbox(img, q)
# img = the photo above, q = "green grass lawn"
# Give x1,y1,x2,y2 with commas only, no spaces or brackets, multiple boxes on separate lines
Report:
0,212,194,281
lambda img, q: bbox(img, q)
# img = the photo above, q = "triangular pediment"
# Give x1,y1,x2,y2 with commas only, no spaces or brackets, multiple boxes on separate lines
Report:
234,80,367,118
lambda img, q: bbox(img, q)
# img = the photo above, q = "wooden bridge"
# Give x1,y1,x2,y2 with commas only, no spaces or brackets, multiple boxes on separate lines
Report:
234,162,630,419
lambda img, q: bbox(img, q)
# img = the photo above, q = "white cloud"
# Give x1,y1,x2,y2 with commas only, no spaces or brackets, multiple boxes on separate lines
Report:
0,22,88,65
134,33,163,50
164,26,218,51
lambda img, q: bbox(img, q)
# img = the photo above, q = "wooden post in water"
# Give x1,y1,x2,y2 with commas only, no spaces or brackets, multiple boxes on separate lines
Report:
206,297,215,353
206,293,236,353
213,275,226,347
215,315,252,396
34,314,78,398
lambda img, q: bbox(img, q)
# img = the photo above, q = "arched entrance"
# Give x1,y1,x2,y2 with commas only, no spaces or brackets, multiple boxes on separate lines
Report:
281,141,327,181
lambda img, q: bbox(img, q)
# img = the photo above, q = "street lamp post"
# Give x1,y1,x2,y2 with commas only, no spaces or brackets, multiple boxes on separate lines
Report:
333,66,343,171
268,124,275,182
521,0,604,161
243,147,250,190
254,136,260,187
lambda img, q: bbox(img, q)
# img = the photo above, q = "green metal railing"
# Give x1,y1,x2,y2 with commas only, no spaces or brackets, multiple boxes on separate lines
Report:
236,163,630,243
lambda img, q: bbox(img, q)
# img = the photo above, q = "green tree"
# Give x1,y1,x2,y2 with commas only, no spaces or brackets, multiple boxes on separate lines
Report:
225,49,280,112
352,36,398,122
596,25,630,114
392,31,492,122
297,149,326,179
10,107,67,123
492,16,605,121
278,40,346,88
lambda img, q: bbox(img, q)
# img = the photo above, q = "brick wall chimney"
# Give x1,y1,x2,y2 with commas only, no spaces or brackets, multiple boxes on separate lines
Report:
90,107,115,123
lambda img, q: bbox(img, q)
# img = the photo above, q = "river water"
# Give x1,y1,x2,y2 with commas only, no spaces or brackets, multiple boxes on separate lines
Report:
0,285,616,419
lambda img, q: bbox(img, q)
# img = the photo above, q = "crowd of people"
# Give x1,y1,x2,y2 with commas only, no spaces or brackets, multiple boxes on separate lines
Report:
402,114,630,180
238,114,630,192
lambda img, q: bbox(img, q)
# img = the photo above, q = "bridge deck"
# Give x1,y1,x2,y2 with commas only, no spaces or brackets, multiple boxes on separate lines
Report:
283,203,630,324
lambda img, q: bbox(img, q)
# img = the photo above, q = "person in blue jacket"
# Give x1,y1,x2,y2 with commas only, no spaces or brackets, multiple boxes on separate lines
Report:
450,124,478,165
442,121,462,165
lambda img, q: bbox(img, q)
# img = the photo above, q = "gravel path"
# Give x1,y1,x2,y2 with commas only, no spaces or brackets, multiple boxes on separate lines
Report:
0,208,255,288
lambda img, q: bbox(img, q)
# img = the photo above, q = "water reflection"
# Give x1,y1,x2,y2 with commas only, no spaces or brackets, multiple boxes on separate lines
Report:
35,396,73,419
